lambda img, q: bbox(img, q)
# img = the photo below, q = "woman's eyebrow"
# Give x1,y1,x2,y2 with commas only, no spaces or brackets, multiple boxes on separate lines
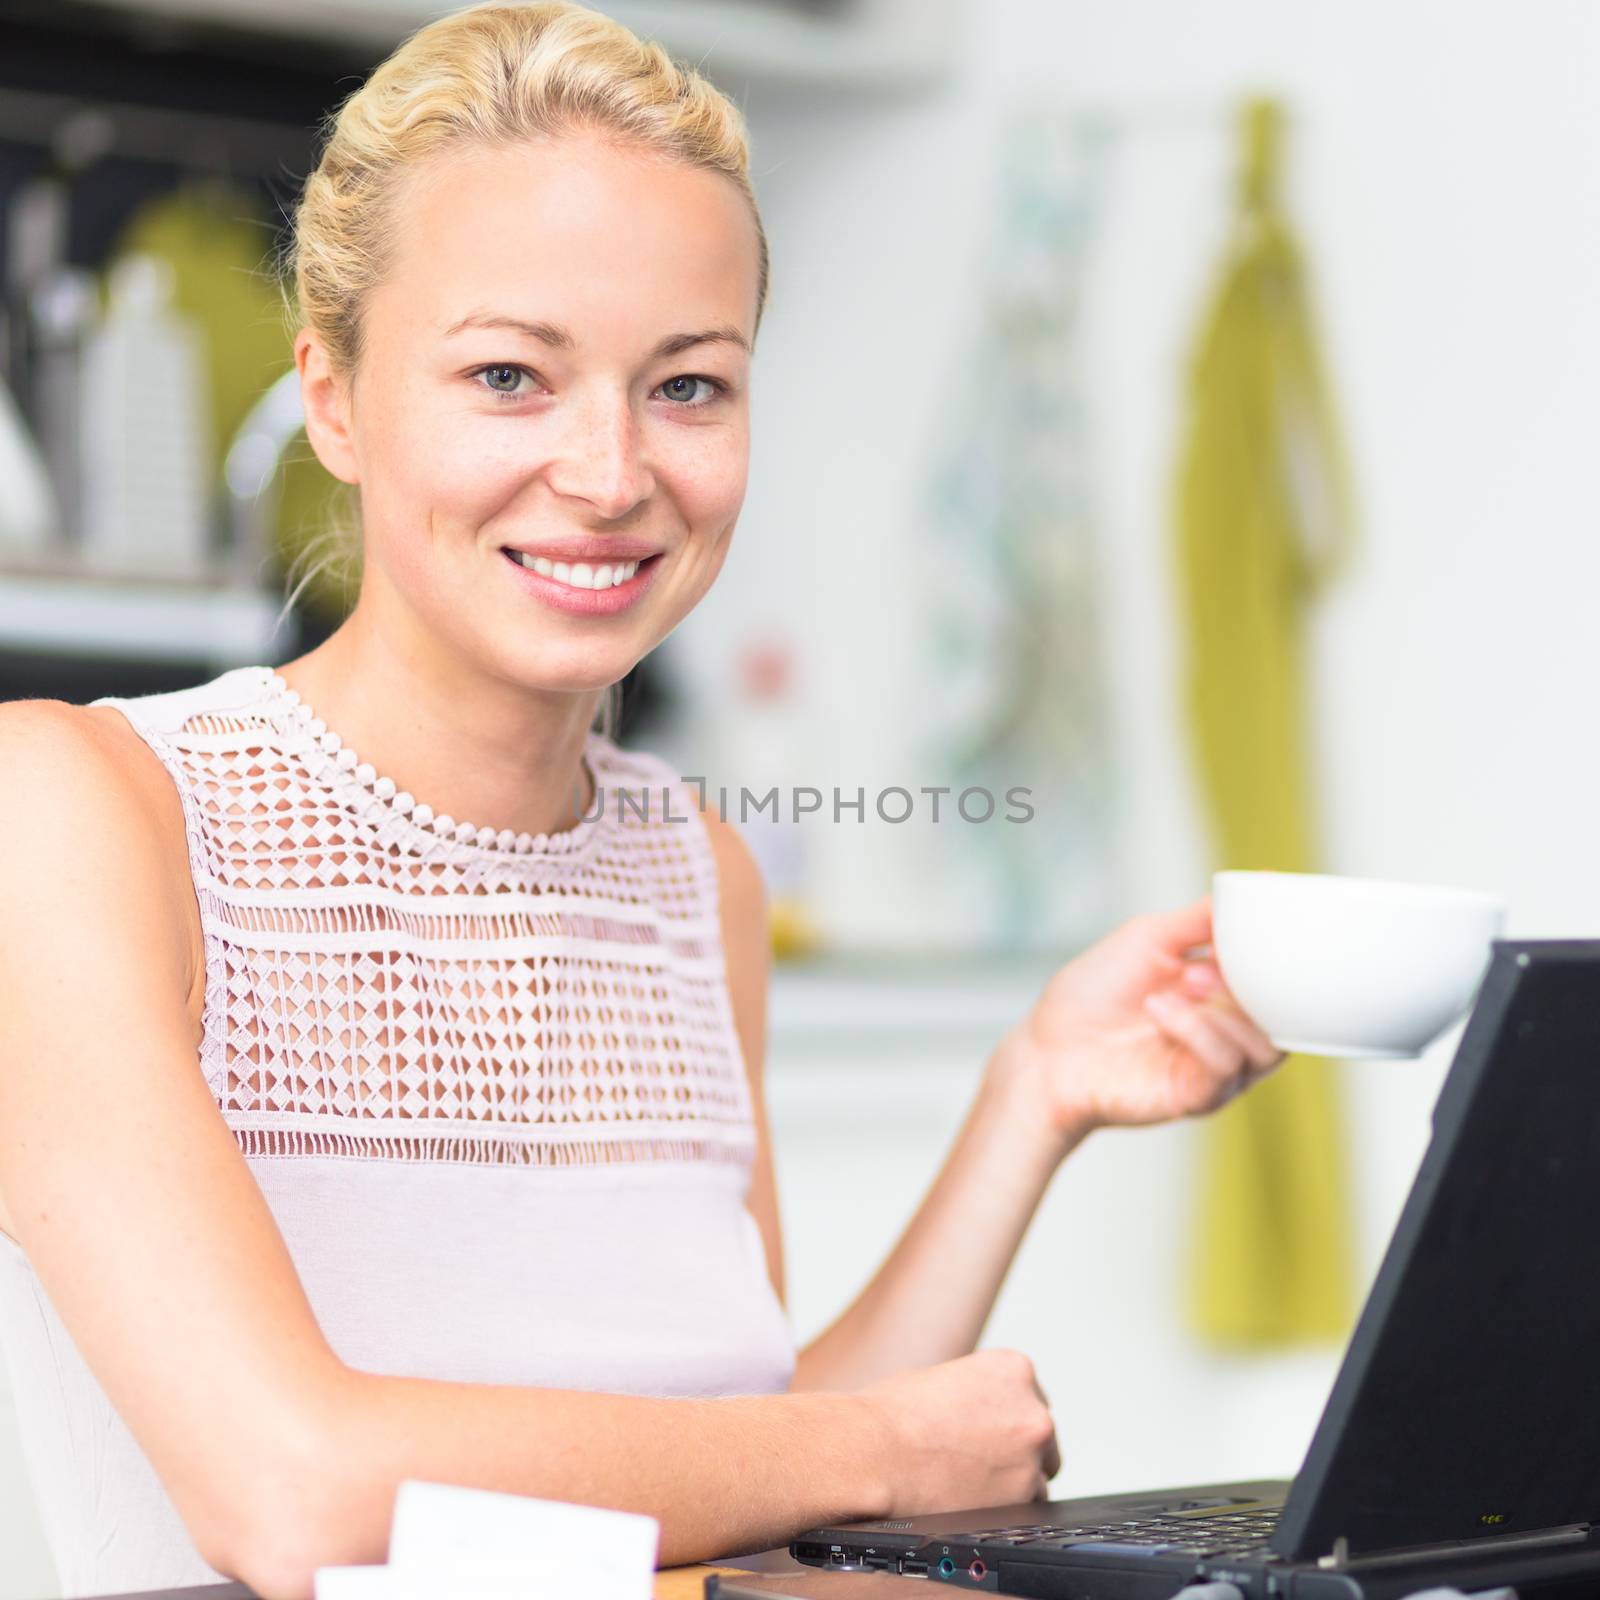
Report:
442,312,749,359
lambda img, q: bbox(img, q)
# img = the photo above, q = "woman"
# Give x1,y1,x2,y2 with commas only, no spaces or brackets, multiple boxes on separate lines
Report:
0,4,1283,1596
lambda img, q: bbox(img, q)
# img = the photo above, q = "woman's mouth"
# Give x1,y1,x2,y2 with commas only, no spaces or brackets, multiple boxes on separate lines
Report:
498,547,664,615
500,548,656,590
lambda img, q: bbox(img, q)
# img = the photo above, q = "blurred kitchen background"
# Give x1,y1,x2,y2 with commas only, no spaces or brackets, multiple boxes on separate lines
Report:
3,0,1599,1593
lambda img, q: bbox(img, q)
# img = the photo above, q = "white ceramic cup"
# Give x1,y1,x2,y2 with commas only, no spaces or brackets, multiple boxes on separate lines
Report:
1211,870,1508,1059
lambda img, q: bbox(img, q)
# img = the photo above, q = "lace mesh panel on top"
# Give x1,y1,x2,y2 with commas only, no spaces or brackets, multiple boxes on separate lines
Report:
110,668,755,1170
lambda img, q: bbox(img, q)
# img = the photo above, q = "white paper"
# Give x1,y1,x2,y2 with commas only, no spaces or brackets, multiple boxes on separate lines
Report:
316,1479,659,1600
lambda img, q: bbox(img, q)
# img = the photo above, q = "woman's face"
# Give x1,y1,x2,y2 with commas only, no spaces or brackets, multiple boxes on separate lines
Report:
298,133,760,698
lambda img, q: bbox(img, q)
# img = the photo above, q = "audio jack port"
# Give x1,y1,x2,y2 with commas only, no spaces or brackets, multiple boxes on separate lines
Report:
969,1558,988,1582
938,1557,956,1577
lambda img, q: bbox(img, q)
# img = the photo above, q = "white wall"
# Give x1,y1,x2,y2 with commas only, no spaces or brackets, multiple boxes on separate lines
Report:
5,3,1600,1593
706,0,1600,944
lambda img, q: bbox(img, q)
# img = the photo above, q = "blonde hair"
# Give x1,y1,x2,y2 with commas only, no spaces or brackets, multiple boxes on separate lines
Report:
276,0,769,740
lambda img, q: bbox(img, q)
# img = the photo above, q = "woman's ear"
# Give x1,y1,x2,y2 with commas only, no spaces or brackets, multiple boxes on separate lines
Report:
295,328,361,486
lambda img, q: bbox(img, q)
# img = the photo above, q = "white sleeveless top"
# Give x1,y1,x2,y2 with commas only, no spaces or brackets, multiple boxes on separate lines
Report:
0,664,795,1597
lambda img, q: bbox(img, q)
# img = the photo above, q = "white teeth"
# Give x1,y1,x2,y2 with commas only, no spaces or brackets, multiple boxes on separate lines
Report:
512,550,642,589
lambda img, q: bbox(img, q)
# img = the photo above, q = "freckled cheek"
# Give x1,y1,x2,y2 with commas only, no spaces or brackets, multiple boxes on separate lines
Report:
384,409,532,524
437,438,533,522
664,429,749,544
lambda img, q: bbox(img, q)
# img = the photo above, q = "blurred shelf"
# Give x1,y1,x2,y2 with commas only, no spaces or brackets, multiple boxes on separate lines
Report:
81,0,959,91
768,949,1064,1048
0,565,288,665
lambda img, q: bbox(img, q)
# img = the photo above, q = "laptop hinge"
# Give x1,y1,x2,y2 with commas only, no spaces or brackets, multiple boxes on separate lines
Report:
1317,1523,1592,1571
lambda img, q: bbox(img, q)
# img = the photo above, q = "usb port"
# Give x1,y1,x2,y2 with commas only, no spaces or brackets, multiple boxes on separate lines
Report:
900,1558,929,1577
863,1556,891,1571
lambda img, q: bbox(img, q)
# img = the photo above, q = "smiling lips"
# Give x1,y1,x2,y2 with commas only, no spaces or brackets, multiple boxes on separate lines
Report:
499,546,663,615
504,549,641,590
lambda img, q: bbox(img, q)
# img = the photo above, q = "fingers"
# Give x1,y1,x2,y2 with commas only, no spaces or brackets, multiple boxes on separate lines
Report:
1176,962,1283,1074
1180,959,1225,999
1144,989,1286,1107
1138,897,1213,959
1144,989,1239,1078
1028,1371,1061,1482
1199,999,1284,1075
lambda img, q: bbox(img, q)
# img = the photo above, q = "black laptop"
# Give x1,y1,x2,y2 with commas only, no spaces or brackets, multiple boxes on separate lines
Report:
792,940,1600,1598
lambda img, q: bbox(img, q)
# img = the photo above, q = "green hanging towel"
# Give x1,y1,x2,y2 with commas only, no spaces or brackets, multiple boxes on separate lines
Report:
1173,98,1359,1347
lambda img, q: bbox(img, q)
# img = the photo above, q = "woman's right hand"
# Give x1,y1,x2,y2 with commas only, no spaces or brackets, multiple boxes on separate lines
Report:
857,1348,1061,1516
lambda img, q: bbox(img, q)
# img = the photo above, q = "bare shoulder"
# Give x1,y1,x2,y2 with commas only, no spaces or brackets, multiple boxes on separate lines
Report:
2,695,176,798
0,698,200,990
686,788,768,926
0,699,206,1244
0,698,189,865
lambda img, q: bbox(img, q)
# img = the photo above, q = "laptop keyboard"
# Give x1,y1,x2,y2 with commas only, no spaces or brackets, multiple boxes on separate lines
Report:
969,1506,1283,1558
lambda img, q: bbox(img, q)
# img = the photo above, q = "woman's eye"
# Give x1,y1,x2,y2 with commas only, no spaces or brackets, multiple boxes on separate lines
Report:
474,364,534,399
658,374,725,407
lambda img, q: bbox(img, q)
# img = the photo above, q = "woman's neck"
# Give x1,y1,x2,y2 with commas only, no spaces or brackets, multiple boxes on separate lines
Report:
274,608,600,843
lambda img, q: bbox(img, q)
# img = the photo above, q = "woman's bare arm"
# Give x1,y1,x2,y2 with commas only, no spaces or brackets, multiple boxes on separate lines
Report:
692,795,1085,1392
0,703,890,1597
701,806,1274,1392
693,803,786,1304
788,1039,1080,1392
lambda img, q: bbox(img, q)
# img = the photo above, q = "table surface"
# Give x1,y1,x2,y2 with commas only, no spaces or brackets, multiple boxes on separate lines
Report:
79,1545,813,1599
656,1564,777,1599
657,1545,810,1599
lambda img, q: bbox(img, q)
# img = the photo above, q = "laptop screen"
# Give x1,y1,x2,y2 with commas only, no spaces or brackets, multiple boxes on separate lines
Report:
1274,941,1600,1563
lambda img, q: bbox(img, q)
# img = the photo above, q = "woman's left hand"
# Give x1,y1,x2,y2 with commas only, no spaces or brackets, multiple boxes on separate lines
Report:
997,897,1286,1147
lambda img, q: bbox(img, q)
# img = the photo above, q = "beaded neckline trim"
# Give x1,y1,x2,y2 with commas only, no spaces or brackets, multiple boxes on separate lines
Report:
258,667,607,858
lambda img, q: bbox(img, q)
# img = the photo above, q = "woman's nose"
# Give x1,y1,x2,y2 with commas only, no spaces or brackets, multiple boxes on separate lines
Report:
544,389,652,519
